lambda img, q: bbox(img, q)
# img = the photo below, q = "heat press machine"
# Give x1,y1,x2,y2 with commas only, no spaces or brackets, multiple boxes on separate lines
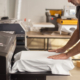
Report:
45,9,63,31
57,6,77,35
57,19,77,35
33,9,62,34
46,6,78,35
31,22,55,34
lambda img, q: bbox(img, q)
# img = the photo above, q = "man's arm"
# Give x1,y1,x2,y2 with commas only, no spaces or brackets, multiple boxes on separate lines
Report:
48,22,80,59
48,40,80,60
66,41,80,57
63,23,79,50
49,23,79,53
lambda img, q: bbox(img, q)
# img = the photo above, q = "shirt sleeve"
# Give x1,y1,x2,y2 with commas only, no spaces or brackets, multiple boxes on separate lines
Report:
77,6,80,38
76,6,80,18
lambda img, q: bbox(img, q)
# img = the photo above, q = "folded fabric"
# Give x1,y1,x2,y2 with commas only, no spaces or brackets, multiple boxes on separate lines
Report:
10,51,74,75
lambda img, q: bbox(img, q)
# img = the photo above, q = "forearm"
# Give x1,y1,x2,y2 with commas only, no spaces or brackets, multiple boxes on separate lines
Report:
63,28,79,50
66,41,80,57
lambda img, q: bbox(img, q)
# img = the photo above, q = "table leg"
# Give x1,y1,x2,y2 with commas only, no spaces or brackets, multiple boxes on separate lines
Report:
44,38,45,50
47,38,49,50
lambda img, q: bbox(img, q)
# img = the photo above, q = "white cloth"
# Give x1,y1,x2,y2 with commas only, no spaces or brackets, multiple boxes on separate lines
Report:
32,23,55,28
10,51,74,75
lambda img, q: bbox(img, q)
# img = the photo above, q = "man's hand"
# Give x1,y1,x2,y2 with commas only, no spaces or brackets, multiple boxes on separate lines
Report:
48,53,69,60
48,47,66,53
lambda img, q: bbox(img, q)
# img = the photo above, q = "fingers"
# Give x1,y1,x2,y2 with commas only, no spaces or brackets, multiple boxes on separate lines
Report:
48,55,59,59
48,54,68,60
48,49,59,53
48,56,62,59
48,49,62,53
48,50,57,52
55,50,59,53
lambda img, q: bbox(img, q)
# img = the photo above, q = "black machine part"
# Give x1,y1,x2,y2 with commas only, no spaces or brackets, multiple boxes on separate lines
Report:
0,32,16,80
0,24,25,34
0,24,25,46
45,12,58,31
45,9,63,32
1,17,9,20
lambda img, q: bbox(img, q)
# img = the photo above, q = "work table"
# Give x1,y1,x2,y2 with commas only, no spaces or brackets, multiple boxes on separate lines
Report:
26,31,71,50
27,31,71,39
47,64,80,80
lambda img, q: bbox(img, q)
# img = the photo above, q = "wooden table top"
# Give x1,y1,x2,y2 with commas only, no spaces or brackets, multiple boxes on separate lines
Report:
26,31,71,39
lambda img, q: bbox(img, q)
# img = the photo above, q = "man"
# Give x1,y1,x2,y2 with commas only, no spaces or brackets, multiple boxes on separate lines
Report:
48,0,80,59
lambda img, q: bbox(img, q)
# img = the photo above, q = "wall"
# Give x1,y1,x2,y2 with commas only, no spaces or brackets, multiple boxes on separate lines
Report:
8,0,15,18
7,0,75,22
21,0,75,22
0,0,8,18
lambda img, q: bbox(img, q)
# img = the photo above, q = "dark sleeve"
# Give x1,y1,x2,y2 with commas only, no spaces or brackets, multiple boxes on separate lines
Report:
77,6,80,38
76,6,78,18
76,6,80,18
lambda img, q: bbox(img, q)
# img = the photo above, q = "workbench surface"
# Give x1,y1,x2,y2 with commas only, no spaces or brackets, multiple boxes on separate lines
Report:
27,31,71,39
47,64,80,80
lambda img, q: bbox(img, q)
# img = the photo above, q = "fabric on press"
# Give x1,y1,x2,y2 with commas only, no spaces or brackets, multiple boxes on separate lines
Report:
10,51,74,75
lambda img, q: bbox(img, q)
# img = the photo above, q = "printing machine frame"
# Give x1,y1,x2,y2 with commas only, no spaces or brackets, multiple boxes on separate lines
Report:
0,32,16,80
10,46,53,80
0,31,69,80
0,32,51,80
0,32,70,80
10,46,68,80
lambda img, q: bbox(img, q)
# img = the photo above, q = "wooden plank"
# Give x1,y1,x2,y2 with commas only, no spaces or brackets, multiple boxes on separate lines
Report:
27,31,71,39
